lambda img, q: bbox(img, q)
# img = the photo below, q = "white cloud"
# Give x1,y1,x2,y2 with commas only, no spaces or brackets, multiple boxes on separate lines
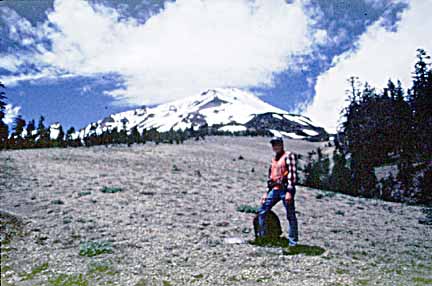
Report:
312,29,328,46
1,0,320,106
304,0,432,134
0,55,24,72
4,104,21,124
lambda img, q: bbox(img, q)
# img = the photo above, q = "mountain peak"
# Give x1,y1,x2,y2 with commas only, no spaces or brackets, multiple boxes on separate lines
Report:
78,88,328,141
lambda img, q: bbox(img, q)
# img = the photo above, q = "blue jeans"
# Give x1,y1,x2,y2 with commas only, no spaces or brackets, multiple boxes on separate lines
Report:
257,187,298,244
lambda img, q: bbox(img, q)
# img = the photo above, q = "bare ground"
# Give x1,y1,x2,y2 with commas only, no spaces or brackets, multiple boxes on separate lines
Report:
0,136,431,286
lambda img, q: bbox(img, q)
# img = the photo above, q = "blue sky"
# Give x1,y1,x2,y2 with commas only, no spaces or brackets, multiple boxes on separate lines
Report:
0,0,430,133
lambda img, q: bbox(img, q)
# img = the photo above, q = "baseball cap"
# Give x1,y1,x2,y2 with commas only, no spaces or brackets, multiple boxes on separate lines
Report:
270,136,283,145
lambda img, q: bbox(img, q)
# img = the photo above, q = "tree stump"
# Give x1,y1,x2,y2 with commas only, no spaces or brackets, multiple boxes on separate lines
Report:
253,210,282,239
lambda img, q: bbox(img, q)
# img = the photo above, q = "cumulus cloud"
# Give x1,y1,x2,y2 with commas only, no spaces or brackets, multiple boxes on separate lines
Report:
4,104,21,124
303,0,432,134
0,0,322,106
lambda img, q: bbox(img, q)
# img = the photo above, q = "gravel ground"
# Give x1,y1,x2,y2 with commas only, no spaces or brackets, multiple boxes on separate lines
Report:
0,136,431,286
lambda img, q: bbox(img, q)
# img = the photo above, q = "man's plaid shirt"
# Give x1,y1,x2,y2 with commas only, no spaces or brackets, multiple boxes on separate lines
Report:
268,151,297,189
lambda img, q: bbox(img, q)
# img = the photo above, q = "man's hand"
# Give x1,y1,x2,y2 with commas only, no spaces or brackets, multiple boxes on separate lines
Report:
260,192,268,205
267,179,274,191
284,192,293,204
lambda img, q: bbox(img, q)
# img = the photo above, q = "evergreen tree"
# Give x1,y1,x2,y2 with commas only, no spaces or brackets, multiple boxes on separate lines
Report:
340,79,380,197
140,128,147,144
66,127,75,145
119,119,128,144
408,49,432,159
111,127,120,144
24,119,36,148
304,148,331,190
26,119,36,137
66,126,82,147
0,82,9,149
329,148,354,195
418,166,432,205
55,124,65,147
11,115,26,149
130,126,141,145
36,115,50,148
86,125,97,147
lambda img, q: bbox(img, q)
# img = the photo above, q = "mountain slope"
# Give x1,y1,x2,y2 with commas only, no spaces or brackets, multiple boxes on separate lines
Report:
79,88,328,141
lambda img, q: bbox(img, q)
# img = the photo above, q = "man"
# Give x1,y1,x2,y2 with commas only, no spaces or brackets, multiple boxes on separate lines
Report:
257,136,299,246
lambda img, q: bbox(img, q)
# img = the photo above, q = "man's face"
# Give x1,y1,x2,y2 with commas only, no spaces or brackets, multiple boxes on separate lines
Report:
271,142,283,153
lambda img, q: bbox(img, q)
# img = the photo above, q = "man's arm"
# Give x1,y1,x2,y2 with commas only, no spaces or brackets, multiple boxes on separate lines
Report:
285,152,297,191
267,165,273,191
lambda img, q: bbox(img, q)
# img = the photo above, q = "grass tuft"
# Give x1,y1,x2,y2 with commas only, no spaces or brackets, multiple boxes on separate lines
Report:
79,241,113,257
78,191,92,197
100,187,122,194
19,262,49,281
236,204,259,214
413,277,432,285
249,237,325,256
48,273,89,286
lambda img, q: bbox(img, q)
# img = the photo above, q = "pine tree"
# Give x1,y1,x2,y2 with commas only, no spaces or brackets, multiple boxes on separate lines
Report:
119,119,128,144
25,119,36,148
0,82,9,149
409,49,432,159
140,128,147,144
304,148,331,190
66,127,75,145
37,115,49,148
11,115,26,149
329,148,353,195
111,127,120,144
66,126,82,147
418,166,432,205
340,79,380,197
56,124,65,147
26,119,36,137
130,126,141,145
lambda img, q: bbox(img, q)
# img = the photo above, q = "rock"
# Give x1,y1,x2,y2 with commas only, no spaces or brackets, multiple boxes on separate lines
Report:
50,199,64,205
253,210,282,239
207,239,221,247
335,210,345,216
223,237,245,244
418,218,432,225
216,221,229,227
140,191,155,196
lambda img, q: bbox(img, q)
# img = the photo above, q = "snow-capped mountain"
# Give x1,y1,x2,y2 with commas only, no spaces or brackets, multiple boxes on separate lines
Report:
79,88,328,141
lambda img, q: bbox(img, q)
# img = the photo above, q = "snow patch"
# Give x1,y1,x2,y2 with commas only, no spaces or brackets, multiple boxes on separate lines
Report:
280,131,305,139
282,114,309,126
269,129,283,137
302,129,319,136
272,114,283,120
218,125,247,132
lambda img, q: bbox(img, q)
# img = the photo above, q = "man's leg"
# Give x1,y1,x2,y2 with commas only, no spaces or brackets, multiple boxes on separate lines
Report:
257,190,279,237
281,188,298,245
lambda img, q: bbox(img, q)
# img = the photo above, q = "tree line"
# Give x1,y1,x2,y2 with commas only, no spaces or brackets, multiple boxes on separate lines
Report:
0,88,271,150
303,48,432,205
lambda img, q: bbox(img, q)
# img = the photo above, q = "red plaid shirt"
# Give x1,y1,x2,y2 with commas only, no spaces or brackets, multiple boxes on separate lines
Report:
268,151,297,189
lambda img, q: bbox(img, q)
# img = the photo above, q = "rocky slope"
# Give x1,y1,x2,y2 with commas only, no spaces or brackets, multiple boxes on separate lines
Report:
1,137,431,286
